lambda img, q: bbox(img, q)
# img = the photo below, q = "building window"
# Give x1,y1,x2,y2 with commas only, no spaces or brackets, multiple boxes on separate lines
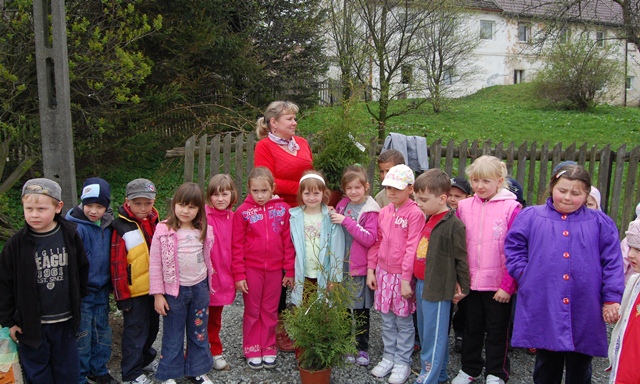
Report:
518,24,531,42
443,67,455,85
480,20,494,40
559,28,569,44
627,77,634,90
596,31,606,47
401,65,413,84
514,70,525,84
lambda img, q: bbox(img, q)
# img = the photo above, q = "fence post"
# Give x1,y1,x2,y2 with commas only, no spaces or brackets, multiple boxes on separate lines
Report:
198,134,208,187
527,142,537,206
234,133,244,192
538,142,550,205
444,140,455,175
458,139,468,177
623,145,640,232
210,134,221,179
183,135,196,183
598,144,612,213
223,134,232,175
609,144,626,221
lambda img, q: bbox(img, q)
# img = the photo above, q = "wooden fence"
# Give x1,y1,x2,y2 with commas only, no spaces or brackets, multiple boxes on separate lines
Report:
167,133,640,236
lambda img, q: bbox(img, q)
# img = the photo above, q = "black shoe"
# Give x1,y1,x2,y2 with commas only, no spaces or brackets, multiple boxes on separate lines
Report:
87,373,119,384
454,336,463,353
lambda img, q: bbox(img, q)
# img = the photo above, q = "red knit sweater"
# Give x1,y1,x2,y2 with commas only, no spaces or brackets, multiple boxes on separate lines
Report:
254,137,313,207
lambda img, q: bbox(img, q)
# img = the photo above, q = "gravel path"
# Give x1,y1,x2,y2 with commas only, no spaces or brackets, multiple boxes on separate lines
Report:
107,292,611,383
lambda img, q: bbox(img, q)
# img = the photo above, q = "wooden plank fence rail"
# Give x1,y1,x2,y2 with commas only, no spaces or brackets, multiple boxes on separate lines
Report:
168,133,640,237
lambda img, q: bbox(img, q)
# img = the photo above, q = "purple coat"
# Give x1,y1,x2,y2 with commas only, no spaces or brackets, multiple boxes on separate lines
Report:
505,198,624,357
335,196,380,276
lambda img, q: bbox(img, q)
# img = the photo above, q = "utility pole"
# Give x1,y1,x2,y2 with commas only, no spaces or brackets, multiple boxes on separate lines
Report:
32,0,77,209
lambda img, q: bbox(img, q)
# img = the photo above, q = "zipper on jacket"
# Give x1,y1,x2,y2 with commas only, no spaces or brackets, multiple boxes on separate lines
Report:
264,205,269,270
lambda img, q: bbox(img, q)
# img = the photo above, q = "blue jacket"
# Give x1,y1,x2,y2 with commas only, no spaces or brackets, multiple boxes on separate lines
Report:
67,205,114,292
289,204,345,306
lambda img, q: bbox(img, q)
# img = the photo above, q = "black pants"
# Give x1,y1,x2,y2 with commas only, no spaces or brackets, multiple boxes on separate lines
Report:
452,295,467,336
461,290,512,381
534,349,592,384
354,308,370,351
121,295,159,381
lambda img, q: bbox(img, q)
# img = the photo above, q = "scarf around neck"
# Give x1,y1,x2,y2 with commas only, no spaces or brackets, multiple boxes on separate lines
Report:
268,132,300,152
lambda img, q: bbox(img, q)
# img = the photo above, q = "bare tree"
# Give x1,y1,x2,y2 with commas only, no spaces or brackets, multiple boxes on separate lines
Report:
326,0,369,101
353,0,444,141
414,1,482,112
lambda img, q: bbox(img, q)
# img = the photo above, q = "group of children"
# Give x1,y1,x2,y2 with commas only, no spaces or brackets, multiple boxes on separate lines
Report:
0,148,639,384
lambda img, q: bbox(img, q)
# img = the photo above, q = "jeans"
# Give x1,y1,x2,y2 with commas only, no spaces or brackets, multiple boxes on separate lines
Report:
155,280,213,381
19,320,79,384
78,286,112,383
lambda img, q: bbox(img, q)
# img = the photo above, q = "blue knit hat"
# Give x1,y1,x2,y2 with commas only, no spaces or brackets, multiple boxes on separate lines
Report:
81,178,111,208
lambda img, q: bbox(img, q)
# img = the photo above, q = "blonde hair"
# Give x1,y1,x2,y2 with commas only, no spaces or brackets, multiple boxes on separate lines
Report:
297,170,330,206
465,155,508,189
206,174,238,208
247,166,275,188
22,193,59,206
255,101,300,139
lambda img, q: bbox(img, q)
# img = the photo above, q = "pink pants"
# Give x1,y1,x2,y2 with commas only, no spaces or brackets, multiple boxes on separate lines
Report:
242,268,281,358
207,306,223,356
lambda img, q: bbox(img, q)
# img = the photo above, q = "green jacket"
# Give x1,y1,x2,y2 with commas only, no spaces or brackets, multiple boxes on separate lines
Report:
421,210,470,302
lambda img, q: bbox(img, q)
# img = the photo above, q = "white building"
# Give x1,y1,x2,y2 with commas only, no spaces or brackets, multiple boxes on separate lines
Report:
321,0,640,106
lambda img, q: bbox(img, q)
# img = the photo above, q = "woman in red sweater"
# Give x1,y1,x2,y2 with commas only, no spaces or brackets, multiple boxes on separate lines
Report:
254,101,313,208
254,100,314,352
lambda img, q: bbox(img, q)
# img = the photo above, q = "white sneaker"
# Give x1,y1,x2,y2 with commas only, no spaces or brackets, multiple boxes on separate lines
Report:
388,364,411,384
188,374,214,384
123,374,152,384
212,354,229,370
247,357,263,370
451,369,481,384
142,359,159,373
262,355,277,369
161,380,177,384
485,374,505,384
371,358,394,378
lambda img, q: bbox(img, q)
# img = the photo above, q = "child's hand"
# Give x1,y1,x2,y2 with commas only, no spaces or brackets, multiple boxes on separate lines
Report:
453,282,467,304
154,294,170,316
235,280,249,294
493,288,511,303
9,325,22,342
367,269,377,290
282,276,294,288
329,211,346,225
401,279,413,299
603,302,621,324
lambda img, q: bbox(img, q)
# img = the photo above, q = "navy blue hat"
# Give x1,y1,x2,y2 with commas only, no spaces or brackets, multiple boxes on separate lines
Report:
81,178,111,208
507,177,526,207
451,177,472,196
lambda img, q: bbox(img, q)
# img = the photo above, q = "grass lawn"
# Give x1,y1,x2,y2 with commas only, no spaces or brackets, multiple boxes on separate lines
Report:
301,83,640,147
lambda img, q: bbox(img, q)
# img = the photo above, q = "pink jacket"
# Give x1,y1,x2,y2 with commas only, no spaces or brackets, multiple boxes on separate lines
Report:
149,222,215,298
456,189,521,294
367,199,424,281
336,196,380,277
206,205,235,306
231,194,295,282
